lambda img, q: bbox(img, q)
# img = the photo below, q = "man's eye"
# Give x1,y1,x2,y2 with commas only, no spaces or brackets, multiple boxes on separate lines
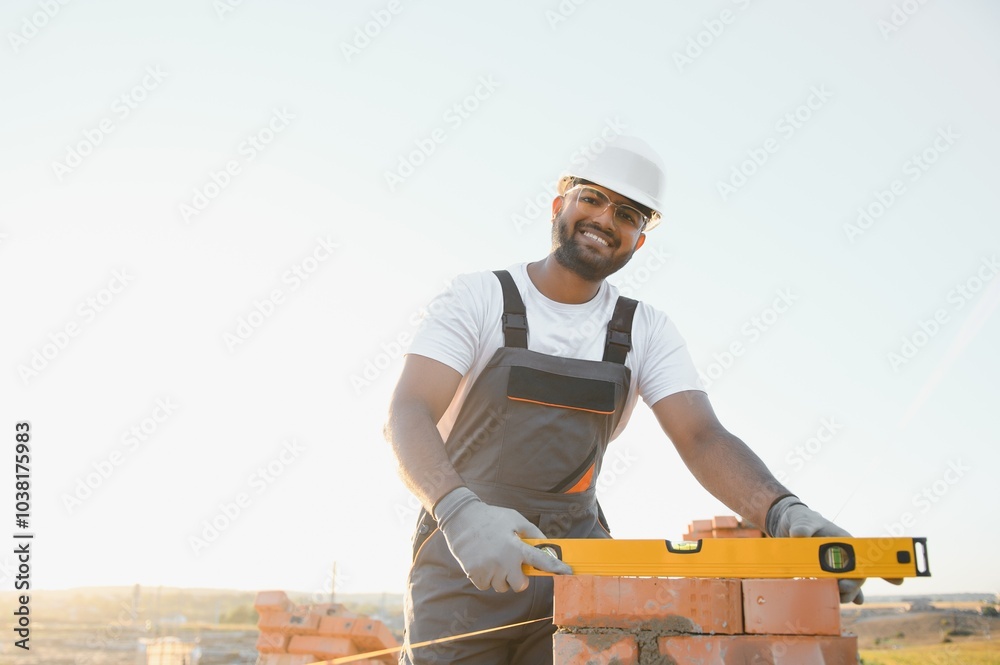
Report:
617,210,639,226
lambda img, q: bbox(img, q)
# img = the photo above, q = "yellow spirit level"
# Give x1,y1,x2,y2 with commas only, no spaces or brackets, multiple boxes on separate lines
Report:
522,537,929,579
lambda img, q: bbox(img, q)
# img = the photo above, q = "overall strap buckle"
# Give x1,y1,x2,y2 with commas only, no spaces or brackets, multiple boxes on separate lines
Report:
603,296,639,364
493,270,529,348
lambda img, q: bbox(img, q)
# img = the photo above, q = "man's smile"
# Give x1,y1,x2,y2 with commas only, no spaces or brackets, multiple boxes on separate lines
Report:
579,227,613,248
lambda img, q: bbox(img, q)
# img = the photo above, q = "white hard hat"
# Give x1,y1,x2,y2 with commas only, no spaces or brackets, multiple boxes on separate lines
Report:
558,136,667,230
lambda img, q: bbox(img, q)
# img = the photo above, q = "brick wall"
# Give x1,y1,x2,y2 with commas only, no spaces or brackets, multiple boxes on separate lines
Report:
552,576,857,664
552,516,858,664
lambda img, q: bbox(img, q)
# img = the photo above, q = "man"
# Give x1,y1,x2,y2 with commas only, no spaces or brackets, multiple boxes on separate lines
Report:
384,137,864,664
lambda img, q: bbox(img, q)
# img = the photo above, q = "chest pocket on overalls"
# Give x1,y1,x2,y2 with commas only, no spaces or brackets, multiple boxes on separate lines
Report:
502,364,619,492
489,270,636,495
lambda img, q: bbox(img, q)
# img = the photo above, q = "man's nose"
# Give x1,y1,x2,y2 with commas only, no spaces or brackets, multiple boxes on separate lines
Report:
591,207,619,236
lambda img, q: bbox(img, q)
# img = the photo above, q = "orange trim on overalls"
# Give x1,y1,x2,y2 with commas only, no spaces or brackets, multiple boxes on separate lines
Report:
564,463,595,494
506,395,615,415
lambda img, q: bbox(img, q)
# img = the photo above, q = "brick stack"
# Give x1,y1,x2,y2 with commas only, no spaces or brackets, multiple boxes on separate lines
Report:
552,576,857,664
551,515,856,663
254,590,398,665
684,515,763,540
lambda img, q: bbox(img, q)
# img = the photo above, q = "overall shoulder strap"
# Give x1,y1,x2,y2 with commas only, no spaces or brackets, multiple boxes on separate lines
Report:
492,270,528,348
603,296,639,364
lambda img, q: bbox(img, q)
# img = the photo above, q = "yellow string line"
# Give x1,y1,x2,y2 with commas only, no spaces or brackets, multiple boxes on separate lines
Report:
303,615,553,665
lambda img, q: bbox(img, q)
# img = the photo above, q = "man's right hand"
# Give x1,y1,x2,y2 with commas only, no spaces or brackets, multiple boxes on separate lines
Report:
435,488,573,592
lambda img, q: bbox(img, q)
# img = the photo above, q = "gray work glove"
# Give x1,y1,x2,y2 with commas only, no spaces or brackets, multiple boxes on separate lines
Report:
766,495,871,604
435,487,573,593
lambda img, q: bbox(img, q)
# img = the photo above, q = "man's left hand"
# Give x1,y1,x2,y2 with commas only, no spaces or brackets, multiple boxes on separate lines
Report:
766,496,900,604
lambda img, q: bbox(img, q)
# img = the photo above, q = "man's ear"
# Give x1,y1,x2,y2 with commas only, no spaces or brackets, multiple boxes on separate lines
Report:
551,196,564,221
634,233,646,251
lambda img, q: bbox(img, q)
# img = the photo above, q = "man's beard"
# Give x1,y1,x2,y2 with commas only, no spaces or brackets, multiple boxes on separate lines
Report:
551,213,637,282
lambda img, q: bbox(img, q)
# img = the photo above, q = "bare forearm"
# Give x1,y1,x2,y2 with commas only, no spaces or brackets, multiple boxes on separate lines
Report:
384,401,465,515
679,427,790,528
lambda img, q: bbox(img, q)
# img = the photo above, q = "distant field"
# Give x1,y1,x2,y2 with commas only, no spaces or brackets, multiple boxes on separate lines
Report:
843,609,997,650
843,601,988,613
860,640,998,664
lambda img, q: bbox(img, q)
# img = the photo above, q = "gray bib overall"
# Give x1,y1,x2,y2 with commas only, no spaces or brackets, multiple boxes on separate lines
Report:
401,270,637,665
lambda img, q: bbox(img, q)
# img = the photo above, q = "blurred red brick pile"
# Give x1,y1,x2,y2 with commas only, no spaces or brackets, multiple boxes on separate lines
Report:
253,590,398,665
683,514,763,540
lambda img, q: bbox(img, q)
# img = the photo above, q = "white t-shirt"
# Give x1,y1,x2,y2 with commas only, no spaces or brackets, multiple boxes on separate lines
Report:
408,262,704,442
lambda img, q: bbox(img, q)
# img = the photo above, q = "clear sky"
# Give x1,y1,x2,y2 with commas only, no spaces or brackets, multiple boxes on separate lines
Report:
1,0,998,601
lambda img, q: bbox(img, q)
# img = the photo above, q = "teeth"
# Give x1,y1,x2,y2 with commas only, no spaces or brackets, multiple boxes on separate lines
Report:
582,231,609,247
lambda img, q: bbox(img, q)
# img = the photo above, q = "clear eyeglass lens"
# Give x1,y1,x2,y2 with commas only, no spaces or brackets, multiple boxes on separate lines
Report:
614,206,643,228
576,187,644,229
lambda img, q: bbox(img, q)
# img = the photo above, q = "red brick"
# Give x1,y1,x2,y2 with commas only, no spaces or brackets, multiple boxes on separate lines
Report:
658,635,858,664
258,656,315,665
258,611,321,635
350,617,399,651
712,527,763,538
256,631,289,653
552,631,638,664
712,515,739,529
287,635,358,659
742,579,841,636
255,590,292,615
690,519,713,532
308,602,353,617
683,530,714,540
318,615,358,637
553,576,742,634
